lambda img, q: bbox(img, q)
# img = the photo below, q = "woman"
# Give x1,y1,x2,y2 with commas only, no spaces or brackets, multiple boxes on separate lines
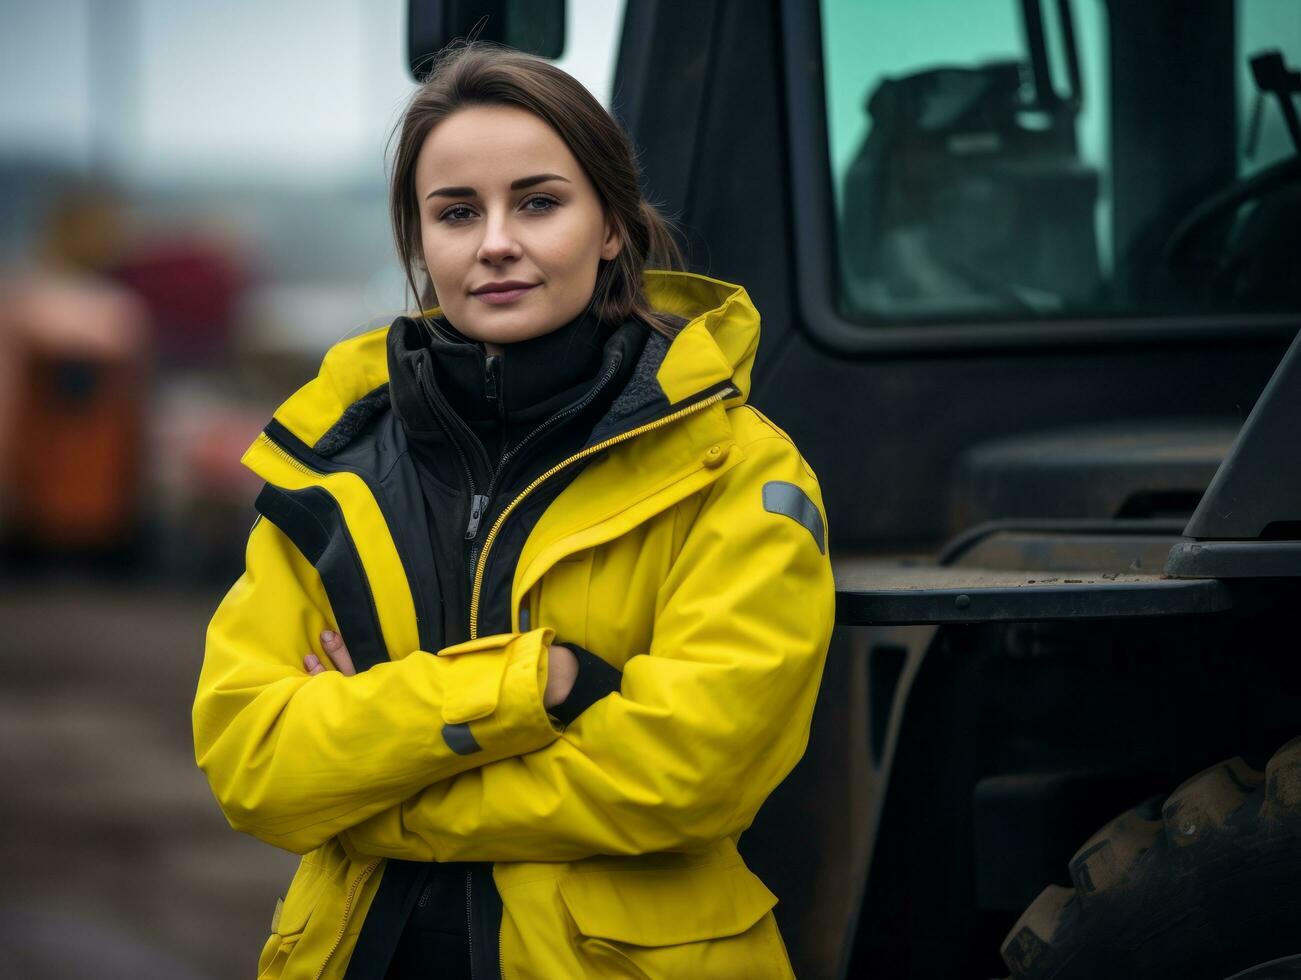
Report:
193,42,835,980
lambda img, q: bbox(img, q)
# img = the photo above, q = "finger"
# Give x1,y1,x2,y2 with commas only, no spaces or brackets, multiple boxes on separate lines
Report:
304,653,320,672
321,630,357,676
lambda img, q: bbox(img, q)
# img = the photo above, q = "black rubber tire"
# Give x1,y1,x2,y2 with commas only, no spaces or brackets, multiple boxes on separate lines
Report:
1225,953,1301,978
1000,737,1301,979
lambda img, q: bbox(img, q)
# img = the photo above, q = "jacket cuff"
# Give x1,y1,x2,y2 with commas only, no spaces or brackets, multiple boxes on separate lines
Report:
435,627,560,757
548,641,622,726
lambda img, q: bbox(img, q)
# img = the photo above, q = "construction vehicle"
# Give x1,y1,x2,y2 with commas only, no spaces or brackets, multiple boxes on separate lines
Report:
415,2,1301,976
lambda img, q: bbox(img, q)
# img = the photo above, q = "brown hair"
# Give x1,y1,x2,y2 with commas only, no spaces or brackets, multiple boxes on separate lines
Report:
388,41,685,338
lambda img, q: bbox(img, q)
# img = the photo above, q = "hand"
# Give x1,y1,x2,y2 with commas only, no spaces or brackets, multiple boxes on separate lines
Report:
545,643,578,708
303,632,577,708
304,630,356,676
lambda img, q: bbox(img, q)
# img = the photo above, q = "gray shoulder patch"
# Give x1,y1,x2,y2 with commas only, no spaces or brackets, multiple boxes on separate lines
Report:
762,481,826,554
441,722,483,756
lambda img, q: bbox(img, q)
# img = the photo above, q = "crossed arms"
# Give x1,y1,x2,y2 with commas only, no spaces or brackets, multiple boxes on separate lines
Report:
192,433,836,861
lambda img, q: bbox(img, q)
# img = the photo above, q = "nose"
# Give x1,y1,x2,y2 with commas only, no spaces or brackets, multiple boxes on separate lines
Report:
476,210,522,266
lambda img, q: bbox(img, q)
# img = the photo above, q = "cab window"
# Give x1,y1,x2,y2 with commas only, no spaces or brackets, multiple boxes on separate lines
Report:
819,0,1301,326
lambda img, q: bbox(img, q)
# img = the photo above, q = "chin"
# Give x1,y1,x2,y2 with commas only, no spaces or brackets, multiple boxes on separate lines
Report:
461,314,560,346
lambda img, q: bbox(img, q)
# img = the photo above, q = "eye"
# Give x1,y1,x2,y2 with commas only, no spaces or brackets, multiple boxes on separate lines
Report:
438,203,477,223
522,194,559,213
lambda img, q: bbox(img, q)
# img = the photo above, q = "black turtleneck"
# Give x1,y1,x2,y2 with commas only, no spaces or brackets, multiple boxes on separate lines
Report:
389,304,648,486
432,304,609,455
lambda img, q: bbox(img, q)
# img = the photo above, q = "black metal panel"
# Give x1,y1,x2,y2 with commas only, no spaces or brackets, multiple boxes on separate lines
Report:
612,0,798,381
771,342,1284,549
948,421,1236,532
406,0,565,78
1183,329,1301,540
1108,0,1237,306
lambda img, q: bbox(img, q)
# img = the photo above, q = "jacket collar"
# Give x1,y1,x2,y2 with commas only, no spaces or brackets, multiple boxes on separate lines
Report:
253,271,760,457
388,304,617,435
241,272,760,636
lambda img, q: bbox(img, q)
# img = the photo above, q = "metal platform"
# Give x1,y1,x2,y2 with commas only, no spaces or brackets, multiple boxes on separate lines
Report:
834,558,1235,626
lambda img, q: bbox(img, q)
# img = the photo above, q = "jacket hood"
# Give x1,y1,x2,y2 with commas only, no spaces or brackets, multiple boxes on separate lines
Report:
256,270,761,455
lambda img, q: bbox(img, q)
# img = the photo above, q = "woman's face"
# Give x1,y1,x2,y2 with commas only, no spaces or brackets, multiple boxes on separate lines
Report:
414,104,622,351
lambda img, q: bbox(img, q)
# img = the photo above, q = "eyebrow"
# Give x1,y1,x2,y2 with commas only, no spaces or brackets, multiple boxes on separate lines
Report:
425,173,571,200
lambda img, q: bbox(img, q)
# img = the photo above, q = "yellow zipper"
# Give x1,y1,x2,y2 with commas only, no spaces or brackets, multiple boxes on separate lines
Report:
469,386,735,638
313,859,379,980
258,432,322,477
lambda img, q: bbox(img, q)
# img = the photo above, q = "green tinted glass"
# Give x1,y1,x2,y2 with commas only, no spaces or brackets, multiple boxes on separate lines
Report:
818,0,1300,326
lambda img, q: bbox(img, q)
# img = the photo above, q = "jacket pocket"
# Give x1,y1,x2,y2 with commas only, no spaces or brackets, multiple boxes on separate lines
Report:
554,860,791,979
256,856,329,979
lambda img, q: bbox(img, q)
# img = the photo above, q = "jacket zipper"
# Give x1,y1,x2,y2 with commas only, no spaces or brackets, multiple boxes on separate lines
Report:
464,865,505,980
455,352,631,980
461,383,736,976
262,435,322,478
474,354,503,548
466,869,476,980
485,352,501,405
313,859,379,980
416,359,485,542
465,353,625,584
483,353,623,504
468,383,737,638
499,911,506,980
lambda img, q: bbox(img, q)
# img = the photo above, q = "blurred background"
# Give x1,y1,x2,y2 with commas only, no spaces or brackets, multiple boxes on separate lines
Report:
0,1,621,975
6,0,1301,977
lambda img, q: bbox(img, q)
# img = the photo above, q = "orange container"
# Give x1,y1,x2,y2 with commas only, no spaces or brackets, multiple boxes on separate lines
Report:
0,276,147,551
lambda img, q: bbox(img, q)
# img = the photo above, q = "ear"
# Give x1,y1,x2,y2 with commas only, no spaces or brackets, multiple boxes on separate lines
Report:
600,215,623,262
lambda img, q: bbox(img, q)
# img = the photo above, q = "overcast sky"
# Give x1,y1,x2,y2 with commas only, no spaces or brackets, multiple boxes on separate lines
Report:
0,0,624,185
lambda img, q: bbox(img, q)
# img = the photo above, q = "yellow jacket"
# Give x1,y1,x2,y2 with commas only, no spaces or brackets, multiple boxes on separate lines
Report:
193,270,836,979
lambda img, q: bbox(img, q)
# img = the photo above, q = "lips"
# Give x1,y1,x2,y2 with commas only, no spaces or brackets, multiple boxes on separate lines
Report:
471,282,539,305
472,279,538,294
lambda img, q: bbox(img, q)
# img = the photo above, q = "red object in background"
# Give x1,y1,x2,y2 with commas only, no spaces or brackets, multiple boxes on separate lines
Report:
0,275,148,551
110,238,248,364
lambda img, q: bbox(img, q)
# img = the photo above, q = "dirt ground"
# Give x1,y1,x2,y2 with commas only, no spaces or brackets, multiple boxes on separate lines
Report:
0,577,298,979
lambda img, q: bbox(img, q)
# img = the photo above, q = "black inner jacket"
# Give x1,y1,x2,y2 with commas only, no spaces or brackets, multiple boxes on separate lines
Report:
368,301,644,980
386,301,648,647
